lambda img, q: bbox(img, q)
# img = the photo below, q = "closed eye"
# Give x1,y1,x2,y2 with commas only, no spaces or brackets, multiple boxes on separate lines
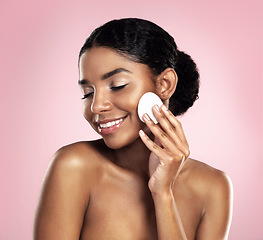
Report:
111,83,128,91
81,92,93,100
81,83,128,100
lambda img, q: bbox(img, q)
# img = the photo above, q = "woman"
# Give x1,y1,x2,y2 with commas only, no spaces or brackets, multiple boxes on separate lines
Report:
34,18,233,239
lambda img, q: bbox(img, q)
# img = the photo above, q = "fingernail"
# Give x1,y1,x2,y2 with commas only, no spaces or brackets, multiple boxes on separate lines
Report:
154,104,160,112
143,113,151,121
161,105,168,111
139,129,145,136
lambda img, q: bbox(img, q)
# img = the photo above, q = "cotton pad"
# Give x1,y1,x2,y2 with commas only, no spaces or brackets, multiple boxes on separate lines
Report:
138,92,163,124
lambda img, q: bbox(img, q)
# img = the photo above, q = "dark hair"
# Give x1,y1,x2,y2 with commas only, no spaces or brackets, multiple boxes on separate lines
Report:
79,18,200,116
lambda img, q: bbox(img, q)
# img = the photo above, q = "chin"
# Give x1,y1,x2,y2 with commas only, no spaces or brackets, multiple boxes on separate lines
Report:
102,132,140,150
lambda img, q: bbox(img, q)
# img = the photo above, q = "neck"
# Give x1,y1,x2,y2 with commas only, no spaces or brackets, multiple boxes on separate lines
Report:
110,131,154,178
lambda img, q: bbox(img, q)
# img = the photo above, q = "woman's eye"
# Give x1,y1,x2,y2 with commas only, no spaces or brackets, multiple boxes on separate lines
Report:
111,83,128,91
81,92,93,100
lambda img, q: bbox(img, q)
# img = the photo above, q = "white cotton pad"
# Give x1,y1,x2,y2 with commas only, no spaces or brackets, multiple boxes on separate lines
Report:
138,92,163,124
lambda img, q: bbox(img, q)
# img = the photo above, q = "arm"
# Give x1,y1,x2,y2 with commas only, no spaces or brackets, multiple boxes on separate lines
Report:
139,104,233,239
151,170,233,240
152,190,188,239
196,172,233,240
139,104,189,239
34,146,91,240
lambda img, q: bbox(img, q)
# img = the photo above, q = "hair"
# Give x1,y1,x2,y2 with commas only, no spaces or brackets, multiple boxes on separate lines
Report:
79,18,200,116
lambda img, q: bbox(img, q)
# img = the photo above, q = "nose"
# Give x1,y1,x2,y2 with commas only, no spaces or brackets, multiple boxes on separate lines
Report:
91,90,112,114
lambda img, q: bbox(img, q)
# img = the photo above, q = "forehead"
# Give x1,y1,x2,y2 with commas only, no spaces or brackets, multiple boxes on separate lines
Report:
79,47,152,80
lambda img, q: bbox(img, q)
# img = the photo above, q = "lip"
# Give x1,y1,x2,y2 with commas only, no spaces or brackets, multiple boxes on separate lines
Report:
97,116,127,135
96,116,125,124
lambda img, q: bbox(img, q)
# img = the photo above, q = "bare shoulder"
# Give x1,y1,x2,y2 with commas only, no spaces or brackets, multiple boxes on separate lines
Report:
181,159,233,237
52,139,108,164
184,158,232,184
182,158,233,201
183,161,233,239
39,139,112,198
46,139,107,178
34,139,109,239
39,139,109,203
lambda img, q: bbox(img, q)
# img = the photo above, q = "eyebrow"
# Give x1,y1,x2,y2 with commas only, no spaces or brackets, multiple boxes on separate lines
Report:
78,68,132,85
102,68,132,80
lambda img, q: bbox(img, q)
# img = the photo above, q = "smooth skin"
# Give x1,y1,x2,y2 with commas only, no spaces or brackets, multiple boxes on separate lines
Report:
34,47,233,240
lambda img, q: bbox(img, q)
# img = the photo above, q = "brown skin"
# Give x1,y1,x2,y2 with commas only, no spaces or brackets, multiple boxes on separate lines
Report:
34,47,233,239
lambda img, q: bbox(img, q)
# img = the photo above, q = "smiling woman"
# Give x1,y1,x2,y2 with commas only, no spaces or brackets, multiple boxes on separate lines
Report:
79,46,157,149
34,18,233,240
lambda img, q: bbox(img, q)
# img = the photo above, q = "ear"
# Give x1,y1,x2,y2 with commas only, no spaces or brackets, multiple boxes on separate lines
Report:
155,68,178,100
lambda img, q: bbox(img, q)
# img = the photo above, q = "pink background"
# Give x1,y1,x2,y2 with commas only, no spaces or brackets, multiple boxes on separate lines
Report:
1,0,262,239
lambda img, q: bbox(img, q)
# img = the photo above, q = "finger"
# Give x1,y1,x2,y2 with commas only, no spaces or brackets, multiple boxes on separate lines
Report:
139,129,181,165
139,130,185,171
141,115,186,161
150,106,190,158
160,105,189,147
152,105,186,148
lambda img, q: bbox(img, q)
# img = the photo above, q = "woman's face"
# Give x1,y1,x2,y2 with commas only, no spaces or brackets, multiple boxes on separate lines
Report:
79,47,157,149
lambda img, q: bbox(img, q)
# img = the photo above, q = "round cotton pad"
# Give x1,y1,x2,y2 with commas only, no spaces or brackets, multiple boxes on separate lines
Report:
138,92,163,124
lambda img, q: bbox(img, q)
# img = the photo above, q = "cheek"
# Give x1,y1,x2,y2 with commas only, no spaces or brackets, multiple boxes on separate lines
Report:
117,91,141,121
122,97,139,113
119,84,157,118
82,101,93,123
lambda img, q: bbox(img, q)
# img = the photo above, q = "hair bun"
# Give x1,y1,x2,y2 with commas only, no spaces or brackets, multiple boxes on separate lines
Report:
169,50,200,116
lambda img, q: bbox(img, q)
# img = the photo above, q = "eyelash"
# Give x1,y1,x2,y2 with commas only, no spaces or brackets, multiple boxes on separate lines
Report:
81,84,128,100
81,92,93,100
111,83,128,91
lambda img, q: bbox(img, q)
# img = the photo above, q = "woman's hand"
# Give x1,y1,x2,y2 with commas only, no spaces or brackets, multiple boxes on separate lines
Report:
139,104,190,197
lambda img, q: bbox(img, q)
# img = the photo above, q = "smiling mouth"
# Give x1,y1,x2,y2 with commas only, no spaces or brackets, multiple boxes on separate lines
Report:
97,116,127,135
99,118,125,129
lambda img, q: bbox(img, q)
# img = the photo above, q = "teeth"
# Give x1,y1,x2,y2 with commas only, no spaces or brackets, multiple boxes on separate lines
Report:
99,118,124,129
